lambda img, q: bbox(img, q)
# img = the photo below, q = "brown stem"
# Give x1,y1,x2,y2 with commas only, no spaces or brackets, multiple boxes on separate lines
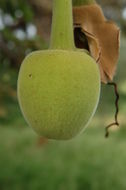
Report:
105,82,119,138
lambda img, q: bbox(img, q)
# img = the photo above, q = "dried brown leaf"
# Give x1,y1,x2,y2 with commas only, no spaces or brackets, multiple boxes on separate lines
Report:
73,4,120,83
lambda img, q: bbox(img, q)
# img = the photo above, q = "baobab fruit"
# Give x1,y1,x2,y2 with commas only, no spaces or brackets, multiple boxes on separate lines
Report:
17,0,100,140
18,50,100,139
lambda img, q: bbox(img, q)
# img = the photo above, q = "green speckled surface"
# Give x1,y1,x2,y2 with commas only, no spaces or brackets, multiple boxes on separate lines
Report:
17,50,100,140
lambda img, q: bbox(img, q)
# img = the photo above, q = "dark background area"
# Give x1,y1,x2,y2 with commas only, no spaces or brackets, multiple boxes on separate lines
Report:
0,0,126,190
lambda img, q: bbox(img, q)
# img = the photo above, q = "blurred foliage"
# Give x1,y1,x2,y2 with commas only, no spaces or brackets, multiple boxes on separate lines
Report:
0,0,47,68
0,0,33,21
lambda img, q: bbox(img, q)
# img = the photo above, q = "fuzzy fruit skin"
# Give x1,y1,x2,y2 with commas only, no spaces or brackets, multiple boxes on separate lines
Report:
18,50,100,140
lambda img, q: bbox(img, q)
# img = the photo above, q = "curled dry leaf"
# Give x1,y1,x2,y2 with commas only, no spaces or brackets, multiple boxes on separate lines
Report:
73,4,120,83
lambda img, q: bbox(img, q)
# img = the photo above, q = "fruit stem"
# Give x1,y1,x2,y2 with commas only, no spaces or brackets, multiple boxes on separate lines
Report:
50,0,75,50
73,0,96,6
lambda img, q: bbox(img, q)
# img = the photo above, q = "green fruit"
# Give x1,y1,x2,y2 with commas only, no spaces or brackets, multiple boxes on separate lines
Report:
18,50,100,140
17,0,101,140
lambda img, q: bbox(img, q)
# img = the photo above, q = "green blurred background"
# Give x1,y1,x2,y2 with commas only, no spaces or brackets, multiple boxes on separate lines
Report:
0,0,126,189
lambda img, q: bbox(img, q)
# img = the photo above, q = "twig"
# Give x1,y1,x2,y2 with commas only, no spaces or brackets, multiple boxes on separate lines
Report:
105,82,119,138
